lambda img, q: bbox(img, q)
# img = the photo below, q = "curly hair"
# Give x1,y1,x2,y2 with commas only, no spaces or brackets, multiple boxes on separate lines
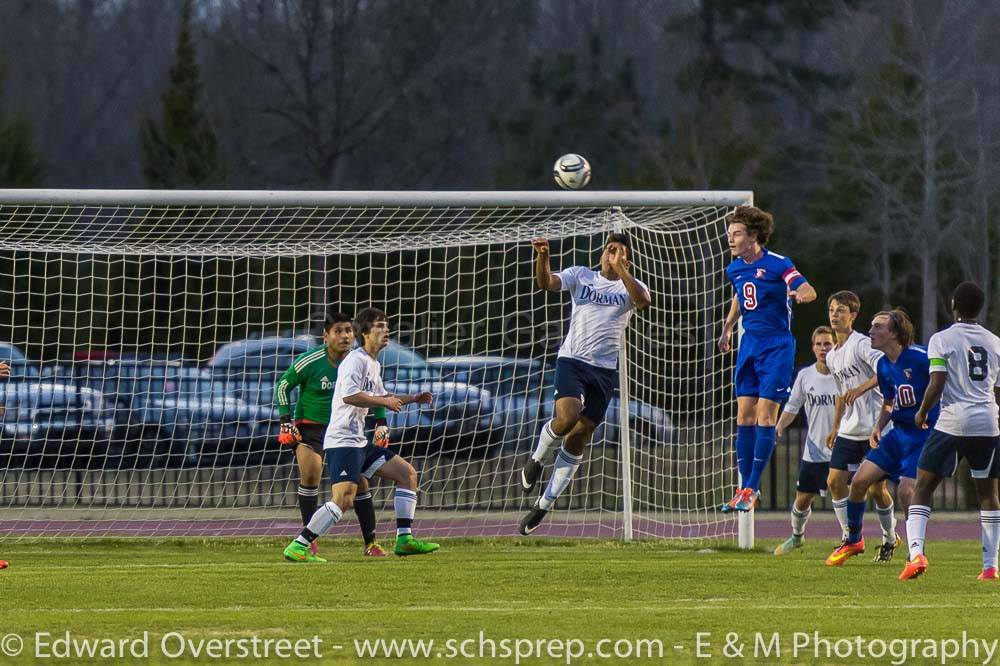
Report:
726,206,774,246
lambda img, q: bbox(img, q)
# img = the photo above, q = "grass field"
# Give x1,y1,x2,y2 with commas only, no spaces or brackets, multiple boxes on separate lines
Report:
1,537,998,665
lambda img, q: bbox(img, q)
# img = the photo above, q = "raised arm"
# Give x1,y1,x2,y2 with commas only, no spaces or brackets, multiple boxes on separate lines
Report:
532,238,561,291
607,245,651,310
789,281,817,304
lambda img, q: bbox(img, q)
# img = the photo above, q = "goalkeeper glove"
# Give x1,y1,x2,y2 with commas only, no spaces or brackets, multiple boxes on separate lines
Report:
373,418,390,448
277,415,301,446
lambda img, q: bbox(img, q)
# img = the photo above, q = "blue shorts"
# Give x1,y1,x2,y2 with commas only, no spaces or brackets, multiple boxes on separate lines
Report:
553,357,618,426
866,424,929,483
325,444,397,485
735,332,795,402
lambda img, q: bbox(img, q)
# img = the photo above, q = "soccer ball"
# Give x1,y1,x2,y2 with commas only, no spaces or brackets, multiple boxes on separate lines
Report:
552,154,592,190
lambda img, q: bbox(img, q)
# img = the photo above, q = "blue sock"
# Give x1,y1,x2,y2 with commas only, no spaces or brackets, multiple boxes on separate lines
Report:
744,425,776,492
735,425,755,486
846,500,867,544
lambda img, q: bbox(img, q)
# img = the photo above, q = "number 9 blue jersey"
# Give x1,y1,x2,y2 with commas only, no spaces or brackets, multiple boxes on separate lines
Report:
876,346,940,429
725,249,807,336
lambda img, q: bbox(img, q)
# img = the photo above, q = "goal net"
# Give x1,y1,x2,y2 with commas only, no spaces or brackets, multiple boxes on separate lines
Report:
0,190,749,541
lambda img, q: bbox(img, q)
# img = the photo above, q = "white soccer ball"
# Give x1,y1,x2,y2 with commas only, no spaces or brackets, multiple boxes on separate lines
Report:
552,153,592,190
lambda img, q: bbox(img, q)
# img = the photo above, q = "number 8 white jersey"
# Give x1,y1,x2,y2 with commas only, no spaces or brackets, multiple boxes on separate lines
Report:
927,322,1000,437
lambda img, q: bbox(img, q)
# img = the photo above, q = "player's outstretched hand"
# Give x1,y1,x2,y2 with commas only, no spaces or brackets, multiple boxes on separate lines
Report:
531,238,550,256
0,361,9,379
383,396,404,413
412,391,433,406
914,409,928,429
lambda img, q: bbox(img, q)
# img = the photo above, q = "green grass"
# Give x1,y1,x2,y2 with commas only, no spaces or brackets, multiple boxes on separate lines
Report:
0,537,996,664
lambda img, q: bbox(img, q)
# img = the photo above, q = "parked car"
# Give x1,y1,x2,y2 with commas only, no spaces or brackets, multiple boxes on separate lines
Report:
0,342,41,379
0,381,114,468
427,355,674,453
41,360,272,467
209,337,495,456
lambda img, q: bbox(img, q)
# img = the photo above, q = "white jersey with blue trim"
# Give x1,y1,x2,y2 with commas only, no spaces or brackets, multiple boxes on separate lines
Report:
927,322,1000,437
825,330,883,440
555,266,648,370
324,347,386,450
782,364,837,463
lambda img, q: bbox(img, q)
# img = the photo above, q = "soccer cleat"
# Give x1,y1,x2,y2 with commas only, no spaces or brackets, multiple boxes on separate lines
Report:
394,534,440,556
872,533,901,563
521,459,543,493
519,500,549,535
774,535,803,556
720,489,744,513
977,567,998,581
825,538,865,566
283,541,327,563
898,554,928,580
733,488,757,512
364,542,388,557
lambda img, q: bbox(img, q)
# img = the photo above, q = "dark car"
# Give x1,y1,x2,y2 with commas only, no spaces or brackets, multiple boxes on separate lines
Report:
209,337,495,456
40,360,271,467
0,342,41,379
427,355,674,452
0,381,114,468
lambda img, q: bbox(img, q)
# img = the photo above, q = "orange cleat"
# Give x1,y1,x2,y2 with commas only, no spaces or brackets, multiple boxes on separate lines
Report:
825,538,865,567
721,489,745,513
364,542,388,557
899,554,928,580
977,566,998,581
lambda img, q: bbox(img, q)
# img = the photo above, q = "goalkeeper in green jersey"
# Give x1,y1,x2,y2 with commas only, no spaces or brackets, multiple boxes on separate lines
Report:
274,312,389,558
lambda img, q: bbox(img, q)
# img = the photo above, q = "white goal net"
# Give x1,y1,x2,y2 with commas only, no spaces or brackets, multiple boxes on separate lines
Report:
0,190,750,541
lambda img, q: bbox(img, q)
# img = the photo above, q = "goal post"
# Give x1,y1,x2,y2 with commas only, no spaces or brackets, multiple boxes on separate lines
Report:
0,189,752,543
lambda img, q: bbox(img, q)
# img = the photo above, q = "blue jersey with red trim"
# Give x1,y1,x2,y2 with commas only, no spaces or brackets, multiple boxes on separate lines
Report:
725,249,807,336
876,345,939,428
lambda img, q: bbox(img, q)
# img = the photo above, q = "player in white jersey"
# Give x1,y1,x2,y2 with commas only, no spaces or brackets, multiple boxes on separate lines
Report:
773,326,837,555
519,232,651,535
824,290,900,561
900,282,1000,581
283,308,440,562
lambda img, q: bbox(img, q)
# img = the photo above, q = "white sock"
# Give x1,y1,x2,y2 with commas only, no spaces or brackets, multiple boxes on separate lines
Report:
395,488,417,536
906,504,931,560
791,505,811,537
980,509,1000,569
297,501,342,545
875,502,896,544
532,421,563,463
832,498,849,539
538,447,582,510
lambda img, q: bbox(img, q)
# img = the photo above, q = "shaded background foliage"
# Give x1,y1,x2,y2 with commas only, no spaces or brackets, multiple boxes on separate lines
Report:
1,0,999,356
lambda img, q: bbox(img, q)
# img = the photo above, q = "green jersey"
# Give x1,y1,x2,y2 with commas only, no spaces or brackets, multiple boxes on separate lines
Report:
274,345,386,423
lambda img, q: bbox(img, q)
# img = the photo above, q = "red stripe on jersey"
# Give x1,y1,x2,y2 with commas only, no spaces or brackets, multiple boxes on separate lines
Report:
782,268,802,285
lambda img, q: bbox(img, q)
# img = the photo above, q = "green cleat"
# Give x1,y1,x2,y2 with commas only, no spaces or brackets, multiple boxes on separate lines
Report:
394,534,440,557
283,540,327,563
773,535,803,556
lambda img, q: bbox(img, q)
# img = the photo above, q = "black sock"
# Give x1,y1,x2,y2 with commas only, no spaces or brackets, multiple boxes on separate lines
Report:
298,527,319,544
297,485,318,526
354,491,377,544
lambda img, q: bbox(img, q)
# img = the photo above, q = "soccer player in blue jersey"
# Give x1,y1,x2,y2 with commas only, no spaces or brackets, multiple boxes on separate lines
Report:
718,206,816,512
826,309,938,566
